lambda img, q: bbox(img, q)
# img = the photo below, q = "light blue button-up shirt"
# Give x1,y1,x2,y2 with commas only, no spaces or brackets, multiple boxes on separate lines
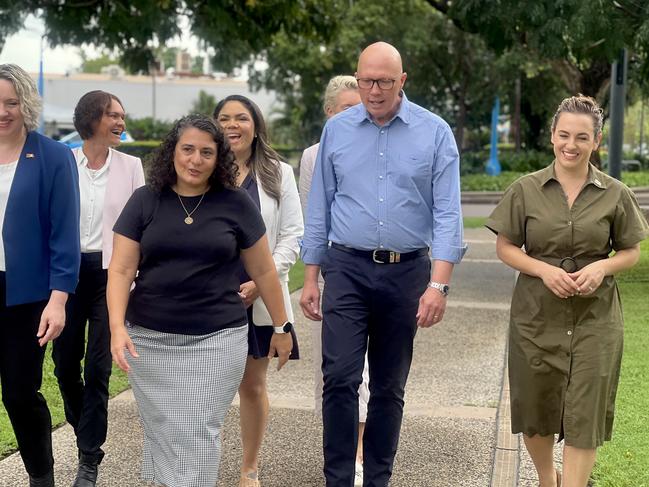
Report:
301,93,467,265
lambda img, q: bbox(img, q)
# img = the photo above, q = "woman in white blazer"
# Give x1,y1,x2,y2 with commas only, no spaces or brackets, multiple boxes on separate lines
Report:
214,95,303,487
52,90,145,486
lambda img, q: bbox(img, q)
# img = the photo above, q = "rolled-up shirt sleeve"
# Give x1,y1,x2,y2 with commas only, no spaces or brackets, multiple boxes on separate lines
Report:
300,125,336,265
431,123,467,263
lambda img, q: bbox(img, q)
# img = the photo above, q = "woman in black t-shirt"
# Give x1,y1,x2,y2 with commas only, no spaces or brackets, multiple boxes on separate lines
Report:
107,115,293,487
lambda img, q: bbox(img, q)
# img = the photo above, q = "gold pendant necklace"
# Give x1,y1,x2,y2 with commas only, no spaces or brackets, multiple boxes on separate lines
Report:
177,191,207,225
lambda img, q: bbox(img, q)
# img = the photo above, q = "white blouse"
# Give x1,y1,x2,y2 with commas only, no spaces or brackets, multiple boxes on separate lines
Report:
75,148,111,253
0,160,18,271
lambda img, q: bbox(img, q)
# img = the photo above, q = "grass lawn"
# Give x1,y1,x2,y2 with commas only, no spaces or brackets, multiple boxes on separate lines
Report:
592,238,649,486
463,216,488,229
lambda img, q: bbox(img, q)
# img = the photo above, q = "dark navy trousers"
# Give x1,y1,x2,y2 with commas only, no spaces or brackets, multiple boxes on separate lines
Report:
0,272,53,477
53,252,111,464
320,246,430,487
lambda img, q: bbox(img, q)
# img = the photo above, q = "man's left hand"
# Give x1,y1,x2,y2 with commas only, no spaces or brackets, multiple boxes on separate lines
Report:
416,287,447,328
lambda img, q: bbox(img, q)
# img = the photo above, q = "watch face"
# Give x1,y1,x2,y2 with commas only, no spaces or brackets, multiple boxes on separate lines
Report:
282,321,293,333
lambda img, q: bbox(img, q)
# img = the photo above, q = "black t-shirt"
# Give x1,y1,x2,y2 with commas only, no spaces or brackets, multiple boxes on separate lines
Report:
113,185,266,335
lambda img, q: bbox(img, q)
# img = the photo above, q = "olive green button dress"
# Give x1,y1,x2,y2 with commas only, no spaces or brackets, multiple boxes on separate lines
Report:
486,162,649,448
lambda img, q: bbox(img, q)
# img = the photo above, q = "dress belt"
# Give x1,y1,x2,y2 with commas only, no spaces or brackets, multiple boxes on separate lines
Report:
330,242,429,264
533,255,606,273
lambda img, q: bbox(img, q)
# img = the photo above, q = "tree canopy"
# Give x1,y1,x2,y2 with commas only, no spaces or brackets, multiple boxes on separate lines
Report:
2,0,647,152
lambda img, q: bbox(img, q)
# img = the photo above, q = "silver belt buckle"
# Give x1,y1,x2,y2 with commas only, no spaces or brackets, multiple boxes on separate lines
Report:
372,250,400,264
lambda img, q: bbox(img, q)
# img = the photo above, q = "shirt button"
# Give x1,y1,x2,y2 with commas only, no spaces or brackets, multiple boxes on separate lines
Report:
379,221,384,226
568,221,572,226
379,152,384,156
567,330,573,336
379,244,384,248
380,130,385,134
379,175,383,179
379,198,384,202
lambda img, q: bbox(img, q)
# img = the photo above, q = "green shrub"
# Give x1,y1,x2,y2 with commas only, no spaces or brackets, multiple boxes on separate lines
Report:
500,149,552,172
461,172,525,191
125,117,174,140
461,148,552,176
620,171,649,187
461,170,649,191
118,140,160,160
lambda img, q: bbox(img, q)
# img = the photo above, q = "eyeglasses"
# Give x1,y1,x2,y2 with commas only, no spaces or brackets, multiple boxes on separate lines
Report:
356,78,397,90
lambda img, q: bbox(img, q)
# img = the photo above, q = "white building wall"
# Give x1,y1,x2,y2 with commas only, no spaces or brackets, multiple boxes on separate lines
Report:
35,73,278,131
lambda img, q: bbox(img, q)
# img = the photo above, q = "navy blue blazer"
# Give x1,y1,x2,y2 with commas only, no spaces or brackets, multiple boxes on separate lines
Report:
2,131,80,306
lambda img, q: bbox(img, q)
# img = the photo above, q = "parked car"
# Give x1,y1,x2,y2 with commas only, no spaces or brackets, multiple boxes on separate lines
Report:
58,130,134,149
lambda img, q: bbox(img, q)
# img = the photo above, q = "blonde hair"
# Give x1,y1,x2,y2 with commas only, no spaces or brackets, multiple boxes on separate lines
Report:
551,94,603,136
0,64,42,131
323,75,358,114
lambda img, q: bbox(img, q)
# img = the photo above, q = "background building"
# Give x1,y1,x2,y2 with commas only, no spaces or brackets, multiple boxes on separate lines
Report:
34,72,276,137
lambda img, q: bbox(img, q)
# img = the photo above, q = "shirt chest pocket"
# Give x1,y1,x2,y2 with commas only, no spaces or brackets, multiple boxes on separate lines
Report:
393,150,431,189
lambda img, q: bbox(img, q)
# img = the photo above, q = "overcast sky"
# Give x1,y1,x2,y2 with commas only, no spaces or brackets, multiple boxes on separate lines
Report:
0,14,200,74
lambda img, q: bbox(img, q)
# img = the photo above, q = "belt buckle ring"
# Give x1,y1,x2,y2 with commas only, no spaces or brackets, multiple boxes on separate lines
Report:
372,250,400,264
559,257,577,273
372,250,385,264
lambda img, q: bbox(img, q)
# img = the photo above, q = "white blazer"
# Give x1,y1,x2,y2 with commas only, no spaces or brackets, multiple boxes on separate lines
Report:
251,161,304,326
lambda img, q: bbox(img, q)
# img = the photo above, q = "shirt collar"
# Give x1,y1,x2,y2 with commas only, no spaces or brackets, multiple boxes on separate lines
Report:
76,146,113,174
540,161,607,189
352,90,411,126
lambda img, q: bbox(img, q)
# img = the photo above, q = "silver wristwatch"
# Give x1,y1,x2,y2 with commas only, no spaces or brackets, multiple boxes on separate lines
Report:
427,281,450,296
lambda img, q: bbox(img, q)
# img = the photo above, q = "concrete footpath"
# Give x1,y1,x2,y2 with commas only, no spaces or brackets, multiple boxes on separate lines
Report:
0,227,550,486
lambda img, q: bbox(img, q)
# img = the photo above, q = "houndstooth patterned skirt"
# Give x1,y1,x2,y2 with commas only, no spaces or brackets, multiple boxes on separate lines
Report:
126,323,248,487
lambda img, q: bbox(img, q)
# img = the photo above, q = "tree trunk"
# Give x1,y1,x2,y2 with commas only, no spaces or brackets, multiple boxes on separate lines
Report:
513,75,521,151
455,86,467,152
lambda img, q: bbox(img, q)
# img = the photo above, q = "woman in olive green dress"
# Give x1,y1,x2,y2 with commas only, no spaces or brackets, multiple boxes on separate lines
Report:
486,95,649,487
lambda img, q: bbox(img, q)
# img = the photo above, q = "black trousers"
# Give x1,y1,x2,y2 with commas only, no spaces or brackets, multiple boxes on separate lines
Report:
320,247,430,487
52,252,111,464
0,272,53,477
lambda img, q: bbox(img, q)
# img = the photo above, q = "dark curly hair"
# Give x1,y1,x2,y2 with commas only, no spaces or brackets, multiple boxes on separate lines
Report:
73,90,123,140
147,115,238,193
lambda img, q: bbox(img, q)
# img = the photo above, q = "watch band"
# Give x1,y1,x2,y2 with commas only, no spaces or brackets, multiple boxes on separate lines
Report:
273,321,293,334
427,281,450,296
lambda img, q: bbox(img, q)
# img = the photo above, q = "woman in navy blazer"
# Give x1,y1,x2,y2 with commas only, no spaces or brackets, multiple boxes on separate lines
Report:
0,64,80,487
52,90,144,487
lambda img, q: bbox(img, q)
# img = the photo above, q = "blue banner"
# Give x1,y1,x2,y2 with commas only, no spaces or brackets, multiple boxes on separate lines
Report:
486,96,501,176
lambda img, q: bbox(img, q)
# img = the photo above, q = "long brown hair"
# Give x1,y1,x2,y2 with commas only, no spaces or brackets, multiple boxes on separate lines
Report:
213,95,281,203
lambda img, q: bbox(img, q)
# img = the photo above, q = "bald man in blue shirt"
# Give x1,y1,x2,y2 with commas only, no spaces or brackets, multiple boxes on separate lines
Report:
300,42,466,486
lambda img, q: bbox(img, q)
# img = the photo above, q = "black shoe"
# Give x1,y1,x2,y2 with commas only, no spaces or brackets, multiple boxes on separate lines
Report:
29,470,54,487
72,463,97,487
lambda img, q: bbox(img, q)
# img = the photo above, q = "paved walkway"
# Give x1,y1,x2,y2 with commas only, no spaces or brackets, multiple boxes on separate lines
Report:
0,227,552,487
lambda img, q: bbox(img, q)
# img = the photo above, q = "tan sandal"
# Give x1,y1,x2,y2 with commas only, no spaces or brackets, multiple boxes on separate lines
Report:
556,469,562,487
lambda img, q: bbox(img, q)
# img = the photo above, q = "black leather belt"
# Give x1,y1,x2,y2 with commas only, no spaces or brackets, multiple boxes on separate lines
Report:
330,242,428,264
535,255,605,273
